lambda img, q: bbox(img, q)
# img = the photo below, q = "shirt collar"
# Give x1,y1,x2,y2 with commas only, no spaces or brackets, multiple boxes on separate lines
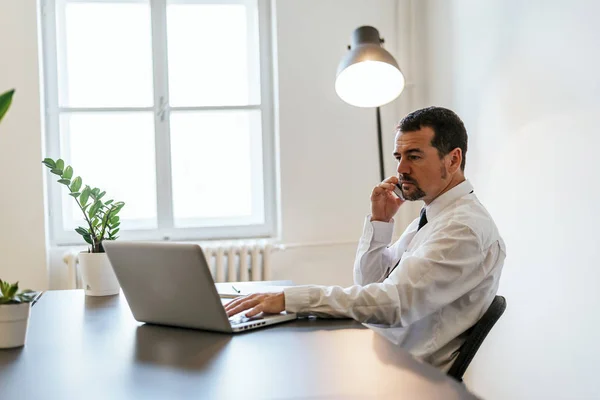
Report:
424,179,474,221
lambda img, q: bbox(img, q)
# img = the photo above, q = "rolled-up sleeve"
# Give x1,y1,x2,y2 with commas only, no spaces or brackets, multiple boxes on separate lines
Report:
285,222,486,327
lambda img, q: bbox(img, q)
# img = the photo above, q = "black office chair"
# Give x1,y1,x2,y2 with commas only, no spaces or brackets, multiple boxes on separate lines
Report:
447,295,507,382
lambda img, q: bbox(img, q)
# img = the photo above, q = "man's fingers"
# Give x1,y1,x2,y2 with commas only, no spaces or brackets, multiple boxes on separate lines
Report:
378,183,396,191
224,295,248,312
372,183,397,199
226,295,265,317
226,299,257,317
245,305,263,318
225,293,260,312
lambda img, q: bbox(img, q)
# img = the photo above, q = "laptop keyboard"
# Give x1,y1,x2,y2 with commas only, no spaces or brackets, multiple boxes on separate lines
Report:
229,314,264,326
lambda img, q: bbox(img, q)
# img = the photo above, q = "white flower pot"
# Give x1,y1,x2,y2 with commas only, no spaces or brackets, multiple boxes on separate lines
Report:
79,252,120,296
0,302,31,349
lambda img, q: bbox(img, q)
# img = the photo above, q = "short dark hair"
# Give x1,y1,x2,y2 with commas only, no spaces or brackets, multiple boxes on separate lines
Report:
397,106,468,171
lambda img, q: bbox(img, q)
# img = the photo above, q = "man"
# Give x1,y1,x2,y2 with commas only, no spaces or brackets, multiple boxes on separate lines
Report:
225,106,506,371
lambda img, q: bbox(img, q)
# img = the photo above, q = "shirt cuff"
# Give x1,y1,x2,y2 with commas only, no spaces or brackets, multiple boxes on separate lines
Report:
365,215,394,244
283,286,311,313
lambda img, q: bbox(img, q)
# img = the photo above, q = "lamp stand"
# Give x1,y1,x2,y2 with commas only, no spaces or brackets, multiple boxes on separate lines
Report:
376,106,385,182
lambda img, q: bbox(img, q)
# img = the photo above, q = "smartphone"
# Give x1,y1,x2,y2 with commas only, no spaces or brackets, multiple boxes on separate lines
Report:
393,183,405,200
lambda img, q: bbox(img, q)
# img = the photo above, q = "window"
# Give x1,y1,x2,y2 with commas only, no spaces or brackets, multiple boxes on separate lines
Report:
41,0,276,245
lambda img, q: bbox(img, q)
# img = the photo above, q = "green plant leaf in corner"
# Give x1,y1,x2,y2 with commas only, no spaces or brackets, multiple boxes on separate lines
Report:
55,159,64,171
63,166,73,180
70,176,82,192
0,279,8,296
6,283,18,299
80,186,91,207
58,179,71,186
42,158,56,169
89,200,102,219
0,89,15,123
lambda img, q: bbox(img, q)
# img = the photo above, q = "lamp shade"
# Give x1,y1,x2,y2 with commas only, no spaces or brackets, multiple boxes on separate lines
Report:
335,26,405,108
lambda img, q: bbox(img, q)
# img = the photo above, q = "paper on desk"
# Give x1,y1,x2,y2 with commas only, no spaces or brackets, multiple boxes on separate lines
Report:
215,282,290,298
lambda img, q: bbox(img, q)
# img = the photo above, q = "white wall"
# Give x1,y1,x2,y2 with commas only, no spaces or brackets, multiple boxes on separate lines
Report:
419,0,600,398
0,0,49,290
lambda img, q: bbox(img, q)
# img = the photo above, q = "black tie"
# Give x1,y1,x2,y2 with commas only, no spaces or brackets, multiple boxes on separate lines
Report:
384,208,429,280
418,208,428,231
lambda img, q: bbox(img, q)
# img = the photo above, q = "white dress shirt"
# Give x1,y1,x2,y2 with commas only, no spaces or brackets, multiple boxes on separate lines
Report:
283,180,506,371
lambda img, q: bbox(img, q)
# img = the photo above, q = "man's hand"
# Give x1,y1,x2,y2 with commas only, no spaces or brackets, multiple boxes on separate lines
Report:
224,292,285,318
371,176,404,223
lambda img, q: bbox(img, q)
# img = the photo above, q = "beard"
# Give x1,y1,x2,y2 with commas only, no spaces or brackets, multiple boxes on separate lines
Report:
400,164,448,201
399,175,427,201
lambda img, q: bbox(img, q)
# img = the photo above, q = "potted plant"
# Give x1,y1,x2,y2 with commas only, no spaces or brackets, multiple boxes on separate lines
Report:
0,280,36,349
42,159,125,296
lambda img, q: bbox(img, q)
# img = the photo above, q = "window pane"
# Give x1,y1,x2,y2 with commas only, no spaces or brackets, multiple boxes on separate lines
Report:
59,112,157,230
58,1,153,107
166,1,261,107
170,110,265,227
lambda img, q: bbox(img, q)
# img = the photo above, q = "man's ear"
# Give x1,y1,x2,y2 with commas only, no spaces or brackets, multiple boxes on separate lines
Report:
447,148,462,173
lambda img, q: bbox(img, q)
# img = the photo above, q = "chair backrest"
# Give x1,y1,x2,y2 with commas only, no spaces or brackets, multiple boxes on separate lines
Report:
447,295,507,381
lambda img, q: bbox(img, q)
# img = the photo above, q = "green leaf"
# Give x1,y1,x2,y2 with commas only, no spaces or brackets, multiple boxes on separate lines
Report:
55,159,64,171
0,89,15,123
42,158,56,169
92,188,100,197
80,186,91,207
89,200,102,219
111,228,120,236
17,294,33,303
88,204,96,219
50,168,63,175
69,192,80,198
63,166,73,179
83,234,93,245
97,191,106,200
111,222,120,229
104,200,114,206
58,179,71,185
70,176,82,192
0,280,22,302
0,279,8,296
6,284,17,299
113,203,125,214
75,227,88,236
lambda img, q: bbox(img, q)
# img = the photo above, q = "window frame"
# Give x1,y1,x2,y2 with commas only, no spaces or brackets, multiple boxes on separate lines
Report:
41,0,277,246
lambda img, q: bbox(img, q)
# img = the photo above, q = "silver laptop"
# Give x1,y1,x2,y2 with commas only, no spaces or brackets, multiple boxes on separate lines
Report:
103,241,296,333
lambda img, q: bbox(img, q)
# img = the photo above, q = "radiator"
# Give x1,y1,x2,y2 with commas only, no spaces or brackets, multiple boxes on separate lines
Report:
200,242,275,283
62,241,278,289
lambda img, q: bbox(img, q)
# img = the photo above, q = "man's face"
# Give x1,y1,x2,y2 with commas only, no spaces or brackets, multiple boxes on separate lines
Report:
394,127,453,204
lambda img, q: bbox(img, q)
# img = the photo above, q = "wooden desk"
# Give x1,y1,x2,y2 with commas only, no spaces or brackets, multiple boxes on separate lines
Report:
0,290,477,399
